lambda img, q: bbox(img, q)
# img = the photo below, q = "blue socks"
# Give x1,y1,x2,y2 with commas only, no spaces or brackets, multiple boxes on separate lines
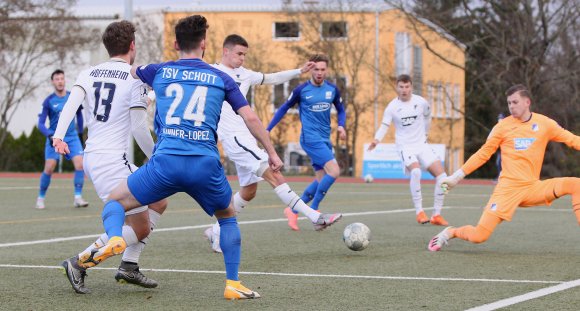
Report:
39,172,51,198
102,200,125,238
300,180,319,204
311,175,336,210
218,217,241,281
74,170,84,196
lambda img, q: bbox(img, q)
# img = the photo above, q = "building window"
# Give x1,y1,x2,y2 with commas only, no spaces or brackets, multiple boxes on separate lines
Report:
445,83,452,118
413,46,422,95
321,21,347,39
453,84,461,119
272,78,301,113
426,83,434,114
395,32,411,76
274,22,300,40
435,82,443,118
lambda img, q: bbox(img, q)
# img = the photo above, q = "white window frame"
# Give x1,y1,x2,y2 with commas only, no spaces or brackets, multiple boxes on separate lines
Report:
395,32,412,76
453,84,461,119
435,82,443,118
445,83,452,119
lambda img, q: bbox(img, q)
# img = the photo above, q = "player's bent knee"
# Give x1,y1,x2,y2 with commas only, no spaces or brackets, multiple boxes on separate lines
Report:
148,199,168,215
469,227,492,244
215,205,236,219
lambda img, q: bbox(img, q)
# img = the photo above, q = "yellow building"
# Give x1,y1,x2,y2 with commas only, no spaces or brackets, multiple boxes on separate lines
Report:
162,3,465,177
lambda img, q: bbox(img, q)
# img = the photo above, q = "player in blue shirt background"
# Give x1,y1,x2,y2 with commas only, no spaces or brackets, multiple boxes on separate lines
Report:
267,54,347,231
58,15,281,300
36,69,87,209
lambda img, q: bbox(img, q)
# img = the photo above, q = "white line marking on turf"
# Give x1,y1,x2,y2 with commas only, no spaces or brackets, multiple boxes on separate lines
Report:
0,207,441,248
465,279,580,310
0,264,563,285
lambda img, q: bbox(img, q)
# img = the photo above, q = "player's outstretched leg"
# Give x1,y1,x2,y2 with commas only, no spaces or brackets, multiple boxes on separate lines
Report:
61,256,90,294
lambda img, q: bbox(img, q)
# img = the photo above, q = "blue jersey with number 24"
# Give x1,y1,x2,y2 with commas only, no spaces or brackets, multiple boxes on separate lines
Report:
136,58,248,158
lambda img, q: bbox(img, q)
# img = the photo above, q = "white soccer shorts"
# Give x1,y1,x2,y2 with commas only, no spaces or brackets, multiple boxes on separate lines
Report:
221,134,269,187
399,143,440,174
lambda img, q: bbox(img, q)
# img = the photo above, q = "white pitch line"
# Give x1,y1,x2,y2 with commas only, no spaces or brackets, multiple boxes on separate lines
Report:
0,208,435,248
465,279,580,310
0,264,562,285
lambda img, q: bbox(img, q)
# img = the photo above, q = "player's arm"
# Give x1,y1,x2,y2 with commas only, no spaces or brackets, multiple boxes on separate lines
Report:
548,119,580,150
129,81,154,158
75,106,84,139
52,86,85,154
368,106,392,151
132,63,161,87
333,87,347,140
261,61,315,85
37,98,52,138
266,88,300,131
441,124,503,193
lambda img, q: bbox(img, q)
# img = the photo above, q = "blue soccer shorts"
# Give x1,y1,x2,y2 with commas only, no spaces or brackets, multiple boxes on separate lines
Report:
45,135,83,161
300,140,335,171
127,154,232,216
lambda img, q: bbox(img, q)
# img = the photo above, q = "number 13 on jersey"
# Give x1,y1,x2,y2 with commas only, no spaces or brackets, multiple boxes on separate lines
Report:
165,83,207,127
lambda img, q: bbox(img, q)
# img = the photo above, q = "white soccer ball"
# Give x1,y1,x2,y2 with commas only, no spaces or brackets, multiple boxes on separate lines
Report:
343,222,371,251
363,174,374,183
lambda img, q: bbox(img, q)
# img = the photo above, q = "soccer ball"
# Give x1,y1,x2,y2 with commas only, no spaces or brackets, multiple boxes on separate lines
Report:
343,223,371,251
364,174,374,183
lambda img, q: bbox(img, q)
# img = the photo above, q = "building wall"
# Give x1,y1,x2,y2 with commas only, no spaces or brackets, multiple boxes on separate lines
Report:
162,8,465,177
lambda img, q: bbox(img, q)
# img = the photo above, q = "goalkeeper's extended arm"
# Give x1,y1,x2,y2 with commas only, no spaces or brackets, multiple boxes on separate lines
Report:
440,169,466,194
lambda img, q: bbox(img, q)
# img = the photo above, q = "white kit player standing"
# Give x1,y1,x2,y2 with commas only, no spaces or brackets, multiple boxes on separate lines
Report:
52,21,167,293
368,74,449,226
204,34,342,252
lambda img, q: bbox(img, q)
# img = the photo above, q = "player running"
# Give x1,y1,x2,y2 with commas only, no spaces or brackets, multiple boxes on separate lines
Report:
368,74,449,226
428,84,580,251
203,34,342,251
267,53,347,231
53,20,167,293
36,69,88,209
68,15,282,300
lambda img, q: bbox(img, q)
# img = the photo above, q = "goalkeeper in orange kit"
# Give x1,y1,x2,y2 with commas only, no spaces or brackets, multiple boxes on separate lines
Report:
428,84,580,251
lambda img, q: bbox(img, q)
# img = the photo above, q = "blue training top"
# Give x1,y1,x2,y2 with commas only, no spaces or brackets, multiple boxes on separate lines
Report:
267,80,346,143
136,58,249,158
37,92,84,138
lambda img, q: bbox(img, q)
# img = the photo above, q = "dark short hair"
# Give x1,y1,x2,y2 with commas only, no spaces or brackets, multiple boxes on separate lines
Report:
102,20,136,57
175,15,209,52
396,74,412,84
223,34,248,48
505,84,532,100
51,69,64,80
309,53,329,64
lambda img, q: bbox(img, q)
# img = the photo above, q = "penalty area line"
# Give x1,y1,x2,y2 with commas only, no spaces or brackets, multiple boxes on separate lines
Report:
0,264,563,285
465,278,580,311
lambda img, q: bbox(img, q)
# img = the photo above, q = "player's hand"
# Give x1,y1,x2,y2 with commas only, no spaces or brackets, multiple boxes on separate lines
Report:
52,138,70,155
300,61,316,73
440,169,466,194
367,139,379,151
338,126,346,140
268,153,284,172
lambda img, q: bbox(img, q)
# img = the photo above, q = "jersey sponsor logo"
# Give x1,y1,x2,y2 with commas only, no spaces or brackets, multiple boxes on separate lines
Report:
308,102,331,112
400,115,418,127
532,123,539,131
325,91,332,99
514,138,536,150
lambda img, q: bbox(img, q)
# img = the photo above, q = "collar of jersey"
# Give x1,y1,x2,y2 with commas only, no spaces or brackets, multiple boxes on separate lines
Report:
109,57,127,63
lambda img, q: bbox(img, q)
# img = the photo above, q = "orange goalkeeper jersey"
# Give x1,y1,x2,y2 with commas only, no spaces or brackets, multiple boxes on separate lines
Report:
462,113,580,183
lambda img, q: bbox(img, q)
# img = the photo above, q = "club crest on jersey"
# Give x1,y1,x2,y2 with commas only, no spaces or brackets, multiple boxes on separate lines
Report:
514,138,536,150
532,123,539,131
309,102,331,112
401,115,418,127
325,91,332,99
490,203,497,211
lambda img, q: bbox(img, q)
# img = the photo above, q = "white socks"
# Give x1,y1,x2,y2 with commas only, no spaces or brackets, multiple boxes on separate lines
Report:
233,192,249,213
433,173,447,216
80,225,138,258
410,168,423,214
274,183,320,222
122,209,161,263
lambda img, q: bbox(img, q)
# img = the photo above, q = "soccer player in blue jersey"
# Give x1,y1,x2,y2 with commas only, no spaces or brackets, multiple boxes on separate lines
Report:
267,54,347,231
74,15,278,300
36,69,87,209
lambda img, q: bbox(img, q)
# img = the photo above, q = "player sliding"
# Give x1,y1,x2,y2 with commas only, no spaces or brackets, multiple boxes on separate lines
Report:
204,34,342,252
428,84,580,251
267,53,347,231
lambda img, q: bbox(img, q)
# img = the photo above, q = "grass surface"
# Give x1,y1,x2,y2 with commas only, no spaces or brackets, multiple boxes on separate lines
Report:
1,177,579,310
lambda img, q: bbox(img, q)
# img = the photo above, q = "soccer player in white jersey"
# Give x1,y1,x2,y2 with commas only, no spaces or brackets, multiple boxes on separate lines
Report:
368,74,449,226
52,21,168,294
204,34,342,252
